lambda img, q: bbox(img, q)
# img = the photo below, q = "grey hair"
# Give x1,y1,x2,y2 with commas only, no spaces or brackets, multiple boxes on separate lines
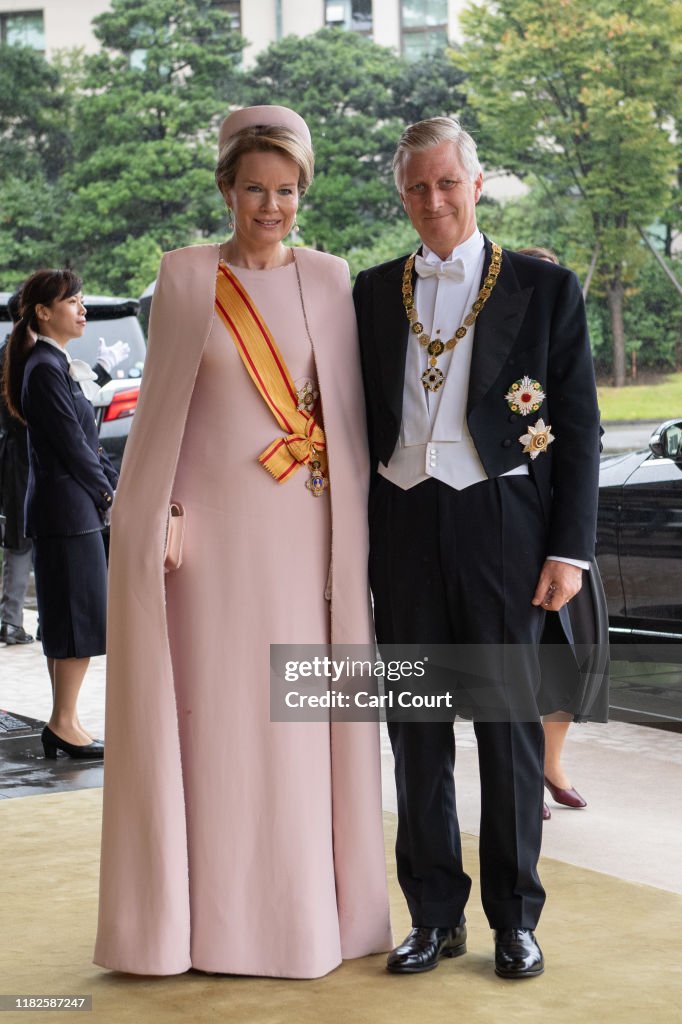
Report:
393,117,482,189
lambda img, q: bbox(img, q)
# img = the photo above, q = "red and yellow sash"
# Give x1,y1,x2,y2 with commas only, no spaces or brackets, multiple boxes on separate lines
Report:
215,261,326,485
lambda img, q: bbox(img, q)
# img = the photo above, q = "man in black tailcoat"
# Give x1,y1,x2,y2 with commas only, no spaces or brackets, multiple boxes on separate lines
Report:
353,118,602,979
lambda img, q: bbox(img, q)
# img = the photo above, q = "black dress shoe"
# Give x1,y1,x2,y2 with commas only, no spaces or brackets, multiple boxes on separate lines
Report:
0,621,35,645
41,725,104,760
387,925,467,974
494,928,544,979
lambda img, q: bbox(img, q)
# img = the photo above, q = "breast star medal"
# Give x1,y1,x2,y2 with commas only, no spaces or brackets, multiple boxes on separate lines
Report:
519,418,555,459
305,459,328,497
296,379,319,414
505,376,546,416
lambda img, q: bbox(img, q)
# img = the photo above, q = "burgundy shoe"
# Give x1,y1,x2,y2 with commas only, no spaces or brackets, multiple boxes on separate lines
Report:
542,802,551,820
544,776,587,808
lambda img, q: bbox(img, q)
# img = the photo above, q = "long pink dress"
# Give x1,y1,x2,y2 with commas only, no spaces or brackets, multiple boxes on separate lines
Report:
168,263,338,974
95,245,391,978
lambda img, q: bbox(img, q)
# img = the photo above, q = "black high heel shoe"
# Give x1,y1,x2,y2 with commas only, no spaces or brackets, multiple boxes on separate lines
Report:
41,725,104,760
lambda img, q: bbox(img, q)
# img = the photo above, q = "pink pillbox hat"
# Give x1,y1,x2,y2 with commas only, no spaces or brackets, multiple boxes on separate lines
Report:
218,105,312,153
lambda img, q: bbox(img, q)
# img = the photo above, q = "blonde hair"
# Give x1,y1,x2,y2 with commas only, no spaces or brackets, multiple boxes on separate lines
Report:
215,125,315,196
393,116,481,189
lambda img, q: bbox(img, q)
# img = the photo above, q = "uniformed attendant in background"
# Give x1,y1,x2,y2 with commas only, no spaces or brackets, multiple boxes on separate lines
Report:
2,269,119,759
0,289,128,648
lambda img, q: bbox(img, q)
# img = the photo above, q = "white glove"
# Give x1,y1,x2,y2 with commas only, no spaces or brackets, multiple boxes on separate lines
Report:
97,338,130,373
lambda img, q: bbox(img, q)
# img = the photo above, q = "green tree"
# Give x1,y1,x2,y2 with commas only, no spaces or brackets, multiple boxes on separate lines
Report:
61,0,243,293
620,254,682,374
244,29,469,255
0,43,71,178
346,219,420,281
0,176,68,287
456,0,680,385
475,180,595,279
0,44,73,284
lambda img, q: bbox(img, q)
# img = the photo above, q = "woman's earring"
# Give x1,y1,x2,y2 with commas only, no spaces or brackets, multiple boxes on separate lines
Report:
291,216,300,239
227,208,234,232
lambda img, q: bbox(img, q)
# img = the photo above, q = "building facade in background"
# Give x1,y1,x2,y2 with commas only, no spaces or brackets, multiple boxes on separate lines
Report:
0,0,466,62
0,0,110,55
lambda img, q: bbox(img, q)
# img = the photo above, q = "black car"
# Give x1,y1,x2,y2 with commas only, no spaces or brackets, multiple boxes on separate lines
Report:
597,418,682,640
597,418,682,726
0,292,145,471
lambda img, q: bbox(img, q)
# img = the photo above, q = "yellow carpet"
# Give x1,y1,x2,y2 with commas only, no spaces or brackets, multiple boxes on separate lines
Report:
1,790,680,1024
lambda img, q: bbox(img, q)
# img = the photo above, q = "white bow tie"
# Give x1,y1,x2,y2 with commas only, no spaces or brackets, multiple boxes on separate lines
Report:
69,359,100,402
414,255,466,281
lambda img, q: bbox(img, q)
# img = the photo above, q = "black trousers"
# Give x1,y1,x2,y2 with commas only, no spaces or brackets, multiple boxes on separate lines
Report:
369,474,547,930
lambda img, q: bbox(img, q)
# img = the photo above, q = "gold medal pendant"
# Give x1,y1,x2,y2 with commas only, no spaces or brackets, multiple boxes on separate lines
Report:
421,367,445,392
305,459,328,497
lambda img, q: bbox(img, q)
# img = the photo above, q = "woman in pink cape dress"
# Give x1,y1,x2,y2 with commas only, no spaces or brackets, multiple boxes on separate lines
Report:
94,106,392,978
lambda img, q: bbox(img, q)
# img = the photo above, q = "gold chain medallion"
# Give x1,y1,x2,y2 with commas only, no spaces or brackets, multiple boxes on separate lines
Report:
402,243,503,393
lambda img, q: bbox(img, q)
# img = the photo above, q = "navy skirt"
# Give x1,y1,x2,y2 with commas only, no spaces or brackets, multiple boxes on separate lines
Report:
33,531,108,658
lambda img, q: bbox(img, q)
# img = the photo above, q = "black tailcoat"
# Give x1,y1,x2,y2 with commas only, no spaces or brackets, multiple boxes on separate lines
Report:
354,236,601,562
355,238,609,721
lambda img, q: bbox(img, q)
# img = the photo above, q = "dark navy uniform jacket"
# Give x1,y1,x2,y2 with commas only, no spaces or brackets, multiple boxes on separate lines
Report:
21,339,118,538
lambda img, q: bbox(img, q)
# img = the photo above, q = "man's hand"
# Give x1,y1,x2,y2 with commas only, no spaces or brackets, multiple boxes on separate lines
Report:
531,559,583,612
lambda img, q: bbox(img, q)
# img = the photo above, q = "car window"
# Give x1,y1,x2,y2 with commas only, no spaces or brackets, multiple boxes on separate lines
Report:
67,319,145,378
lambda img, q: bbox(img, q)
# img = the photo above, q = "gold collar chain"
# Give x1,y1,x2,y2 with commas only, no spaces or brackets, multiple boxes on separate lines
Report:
402,242,503,393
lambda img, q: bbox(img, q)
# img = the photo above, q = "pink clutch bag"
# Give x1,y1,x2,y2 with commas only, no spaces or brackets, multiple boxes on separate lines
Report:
164,502,185,572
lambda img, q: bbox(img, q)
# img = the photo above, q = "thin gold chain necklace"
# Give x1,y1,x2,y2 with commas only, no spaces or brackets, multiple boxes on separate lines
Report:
402,242,503,393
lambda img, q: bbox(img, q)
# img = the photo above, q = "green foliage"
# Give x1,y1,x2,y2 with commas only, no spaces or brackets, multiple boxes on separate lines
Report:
346,219,420,281
475,181,596,279
61,0,244,292
457,0,678,222
0,45,72,285
0,174,67,287
1,0,679,383
456,0,681,383
618,254,682,372
0,43,72,178
84,234,164,297
0,45,73,286
243,29,468,254
477,184,682,374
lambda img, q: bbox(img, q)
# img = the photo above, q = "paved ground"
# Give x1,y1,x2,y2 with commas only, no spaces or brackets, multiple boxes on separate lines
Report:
2,605,681,896
601,420,660,453
1,417,679,890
